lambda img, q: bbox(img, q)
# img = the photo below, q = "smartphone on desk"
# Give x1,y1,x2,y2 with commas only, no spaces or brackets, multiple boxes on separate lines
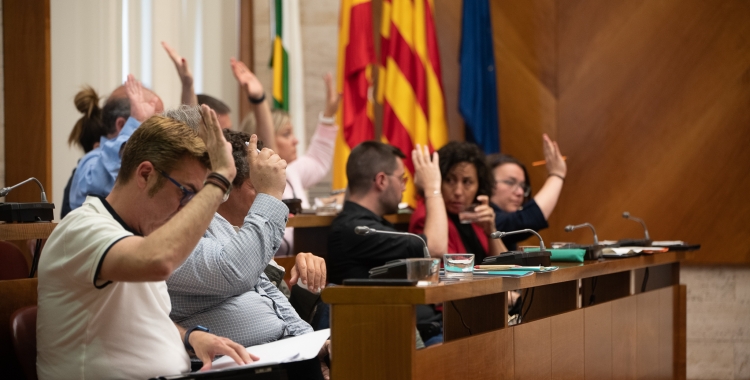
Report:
343,278,418,286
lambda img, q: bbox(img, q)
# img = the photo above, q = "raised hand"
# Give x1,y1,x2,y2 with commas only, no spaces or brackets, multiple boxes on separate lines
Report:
289,252,327,293
162,41,197,106
189,330,258,371
322,73,341,119
412,144,441,195
246,134,286,199
230,58,265,100
125,74,158,122
199,105,236,183
543,133,566,178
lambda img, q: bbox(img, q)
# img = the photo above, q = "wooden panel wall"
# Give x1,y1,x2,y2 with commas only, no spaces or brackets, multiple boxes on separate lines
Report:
2,0,52,203
488,0,750,264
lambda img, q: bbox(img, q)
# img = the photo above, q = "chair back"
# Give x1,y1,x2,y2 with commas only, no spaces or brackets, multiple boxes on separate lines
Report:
10,305,38,380
0,241,29,280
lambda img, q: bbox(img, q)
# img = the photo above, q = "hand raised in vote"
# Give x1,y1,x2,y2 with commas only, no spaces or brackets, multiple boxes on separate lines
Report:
199,105,236,183
246,134,286,200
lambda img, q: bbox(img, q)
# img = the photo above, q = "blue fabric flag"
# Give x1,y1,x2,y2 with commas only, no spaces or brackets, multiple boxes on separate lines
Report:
459,0,500,153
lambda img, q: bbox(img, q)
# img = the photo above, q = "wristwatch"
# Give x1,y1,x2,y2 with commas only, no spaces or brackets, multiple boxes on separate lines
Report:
184,325,209,352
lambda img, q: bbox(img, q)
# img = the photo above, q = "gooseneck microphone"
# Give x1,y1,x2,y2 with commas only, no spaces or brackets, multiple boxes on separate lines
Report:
490,229,546,251
622,212,650,240
354,226,431,258
564,223,599,245
0,177,49,202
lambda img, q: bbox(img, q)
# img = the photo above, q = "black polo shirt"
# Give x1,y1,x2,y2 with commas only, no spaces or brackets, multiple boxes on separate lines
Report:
326,201,427,285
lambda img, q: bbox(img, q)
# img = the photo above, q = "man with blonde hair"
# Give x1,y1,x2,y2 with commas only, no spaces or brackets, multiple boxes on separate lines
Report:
37,79,275,378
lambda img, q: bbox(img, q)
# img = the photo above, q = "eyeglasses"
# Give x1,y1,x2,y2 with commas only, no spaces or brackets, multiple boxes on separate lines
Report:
388,173,408,186
498,179,530,197
157,169,196,206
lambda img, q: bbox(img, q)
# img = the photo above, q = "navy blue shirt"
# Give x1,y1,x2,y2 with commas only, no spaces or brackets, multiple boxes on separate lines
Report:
492,200,549,251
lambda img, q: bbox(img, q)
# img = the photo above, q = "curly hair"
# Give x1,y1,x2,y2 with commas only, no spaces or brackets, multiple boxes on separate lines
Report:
222,129,254,188
437,141,494,198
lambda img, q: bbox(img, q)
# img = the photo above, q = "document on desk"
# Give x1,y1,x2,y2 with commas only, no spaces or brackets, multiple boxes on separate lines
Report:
473,270,534,277
210,329,330,371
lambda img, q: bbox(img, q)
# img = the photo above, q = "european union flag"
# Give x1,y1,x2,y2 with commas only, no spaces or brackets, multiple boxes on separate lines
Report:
459,0,500,153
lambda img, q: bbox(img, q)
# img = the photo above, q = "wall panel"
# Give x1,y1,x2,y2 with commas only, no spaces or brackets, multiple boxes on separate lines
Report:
492,0,750,264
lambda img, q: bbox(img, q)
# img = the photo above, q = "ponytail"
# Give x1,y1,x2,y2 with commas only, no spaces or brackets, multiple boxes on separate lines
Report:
69,86,106,153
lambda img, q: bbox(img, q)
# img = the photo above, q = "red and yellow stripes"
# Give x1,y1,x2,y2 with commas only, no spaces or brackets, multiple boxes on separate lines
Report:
379,0,449,206
332,0,376,190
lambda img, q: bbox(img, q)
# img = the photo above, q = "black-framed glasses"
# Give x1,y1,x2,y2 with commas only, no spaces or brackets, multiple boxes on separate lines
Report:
156,169,196,206
498,179,531,197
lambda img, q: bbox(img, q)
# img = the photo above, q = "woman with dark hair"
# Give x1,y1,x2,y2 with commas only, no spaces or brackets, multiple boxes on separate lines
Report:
409,141,507,262
487,134,566,250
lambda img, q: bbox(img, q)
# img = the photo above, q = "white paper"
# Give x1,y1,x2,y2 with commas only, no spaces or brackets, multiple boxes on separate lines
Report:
652,240,684,246
211,329,330,371
602,247,652,255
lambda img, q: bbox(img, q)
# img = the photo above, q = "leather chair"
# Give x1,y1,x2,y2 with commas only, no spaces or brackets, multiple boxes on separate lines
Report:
0,241,29,280
10,305,38,380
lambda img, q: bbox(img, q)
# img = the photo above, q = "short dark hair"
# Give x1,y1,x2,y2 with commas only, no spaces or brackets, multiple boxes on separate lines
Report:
197,94,231,115
487,153,531,202
346,141,405,196
222,129,252,188
101,97,131,136
437,141,494,198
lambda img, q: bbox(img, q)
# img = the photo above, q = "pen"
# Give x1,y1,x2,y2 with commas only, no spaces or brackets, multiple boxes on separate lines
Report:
531,156,567,167
244,141,262,153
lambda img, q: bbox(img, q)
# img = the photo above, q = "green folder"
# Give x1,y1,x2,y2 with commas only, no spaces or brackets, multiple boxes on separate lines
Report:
524,248,585,263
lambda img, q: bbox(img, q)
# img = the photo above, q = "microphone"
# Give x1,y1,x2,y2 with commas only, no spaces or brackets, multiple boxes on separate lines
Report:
490,229,546,251
622,212,650,240
564,223,599,245
354,226,430,258
0,177,49,202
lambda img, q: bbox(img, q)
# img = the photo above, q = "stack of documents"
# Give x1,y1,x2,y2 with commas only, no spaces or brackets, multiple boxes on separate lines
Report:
210,329,330,371
472,265,559,276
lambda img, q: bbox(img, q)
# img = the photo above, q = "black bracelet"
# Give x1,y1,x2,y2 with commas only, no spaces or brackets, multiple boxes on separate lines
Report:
549,173,565,181
184,325,209,351
248,92,266,104
207,172,231,189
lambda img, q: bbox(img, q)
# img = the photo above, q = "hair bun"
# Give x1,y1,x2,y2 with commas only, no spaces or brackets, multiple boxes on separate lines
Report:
74,86,101,117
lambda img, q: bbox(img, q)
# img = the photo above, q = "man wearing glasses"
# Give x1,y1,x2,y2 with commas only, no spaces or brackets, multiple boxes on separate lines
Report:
37,89,261,378
487,134,567,251
326,141,447,285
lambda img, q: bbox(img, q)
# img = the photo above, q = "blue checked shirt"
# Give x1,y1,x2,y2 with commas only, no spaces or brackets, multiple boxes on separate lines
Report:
167,194,313,346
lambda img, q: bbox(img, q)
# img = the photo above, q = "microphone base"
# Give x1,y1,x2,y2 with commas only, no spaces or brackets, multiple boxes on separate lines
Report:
0,202,55,223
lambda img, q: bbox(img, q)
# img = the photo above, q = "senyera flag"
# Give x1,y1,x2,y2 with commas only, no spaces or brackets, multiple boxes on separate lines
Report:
378,0,449,207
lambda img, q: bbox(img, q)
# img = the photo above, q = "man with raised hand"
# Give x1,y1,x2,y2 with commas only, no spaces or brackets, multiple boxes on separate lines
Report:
37,101,256,379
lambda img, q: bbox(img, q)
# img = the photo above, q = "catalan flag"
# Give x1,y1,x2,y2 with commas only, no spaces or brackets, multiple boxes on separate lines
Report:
271,0,306,153
332,0,376,190
378,0,449,207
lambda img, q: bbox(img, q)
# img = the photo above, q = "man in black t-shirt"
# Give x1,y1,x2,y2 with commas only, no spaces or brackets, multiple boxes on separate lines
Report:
326,141,447,284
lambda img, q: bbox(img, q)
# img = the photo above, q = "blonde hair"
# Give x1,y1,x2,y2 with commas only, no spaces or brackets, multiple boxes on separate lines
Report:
117,115,210,195
240,109,291,135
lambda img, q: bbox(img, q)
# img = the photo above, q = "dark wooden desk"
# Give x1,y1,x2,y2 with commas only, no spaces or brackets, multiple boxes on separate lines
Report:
322,252,687,379
288,213,411,257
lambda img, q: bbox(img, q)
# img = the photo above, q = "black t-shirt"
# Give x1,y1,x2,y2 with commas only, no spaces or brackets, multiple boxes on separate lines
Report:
326,201,426,285
492,200,549,251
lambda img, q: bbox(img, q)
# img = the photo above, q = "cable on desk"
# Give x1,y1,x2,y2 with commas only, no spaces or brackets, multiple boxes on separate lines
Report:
449,301,472,336
522,288,535,323
641,267,650,293
589,276,598,306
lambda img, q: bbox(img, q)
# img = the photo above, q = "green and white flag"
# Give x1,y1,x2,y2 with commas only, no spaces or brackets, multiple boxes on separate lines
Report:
271,0,305,152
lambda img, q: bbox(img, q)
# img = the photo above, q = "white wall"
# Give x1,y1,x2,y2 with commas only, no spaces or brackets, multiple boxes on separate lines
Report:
50,0,239,220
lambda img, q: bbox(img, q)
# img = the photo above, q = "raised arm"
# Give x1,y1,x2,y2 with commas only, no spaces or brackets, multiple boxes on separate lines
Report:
99,105,237,282
162,41,198,106
413,145,448,257
534,133,566,219
231,58,276,151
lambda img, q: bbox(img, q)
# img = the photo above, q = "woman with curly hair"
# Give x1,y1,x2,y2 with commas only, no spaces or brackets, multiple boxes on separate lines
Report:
409,141,507,262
